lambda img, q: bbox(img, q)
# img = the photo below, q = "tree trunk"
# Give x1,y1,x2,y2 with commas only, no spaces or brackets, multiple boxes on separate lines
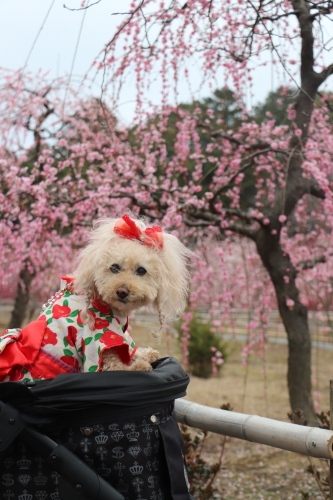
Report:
256,228,317,426
253,2,328,426
8,266,35,329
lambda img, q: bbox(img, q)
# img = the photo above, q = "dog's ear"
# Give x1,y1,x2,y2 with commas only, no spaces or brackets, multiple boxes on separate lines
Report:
155,233,192,320
73,244,98,324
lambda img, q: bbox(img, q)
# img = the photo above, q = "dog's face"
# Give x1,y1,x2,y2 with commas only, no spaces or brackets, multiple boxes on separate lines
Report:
93,239,161,315
74,218,192,322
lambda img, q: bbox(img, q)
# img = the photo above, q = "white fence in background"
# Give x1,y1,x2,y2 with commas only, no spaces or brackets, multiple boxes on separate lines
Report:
131,308,333,350
1,302,333,350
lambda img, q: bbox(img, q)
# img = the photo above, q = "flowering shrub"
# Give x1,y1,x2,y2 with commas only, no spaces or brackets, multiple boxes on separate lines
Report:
177,314,228,378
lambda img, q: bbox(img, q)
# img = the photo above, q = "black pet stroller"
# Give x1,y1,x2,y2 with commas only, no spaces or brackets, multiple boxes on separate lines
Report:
0,357,193,500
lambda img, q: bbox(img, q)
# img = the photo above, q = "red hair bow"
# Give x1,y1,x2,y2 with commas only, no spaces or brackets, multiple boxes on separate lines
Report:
114,215,163,249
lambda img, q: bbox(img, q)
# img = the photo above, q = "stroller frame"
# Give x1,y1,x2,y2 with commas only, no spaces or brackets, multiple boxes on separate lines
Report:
0,400,124,500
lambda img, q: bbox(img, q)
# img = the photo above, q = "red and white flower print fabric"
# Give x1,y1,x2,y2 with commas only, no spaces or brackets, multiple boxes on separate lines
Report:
0,277,136,382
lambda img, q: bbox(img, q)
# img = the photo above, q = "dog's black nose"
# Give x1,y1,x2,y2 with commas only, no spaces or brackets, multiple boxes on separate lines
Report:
116,287,129,300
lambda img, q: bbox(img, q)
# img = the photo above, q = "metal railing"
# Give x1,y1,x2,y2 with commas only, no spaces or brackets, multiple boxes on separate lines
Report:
175,399,333,460
175,381,333,499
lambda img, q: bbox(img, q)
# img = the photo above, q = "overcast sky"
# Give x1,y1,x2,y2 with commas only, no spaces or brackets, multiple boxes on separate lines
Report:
0,0,300,122
0,1,125,80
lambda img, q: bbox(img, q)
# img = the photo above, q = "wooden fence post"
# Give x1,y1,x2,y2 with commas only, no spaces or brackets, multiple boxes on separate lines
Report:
330,380,333,500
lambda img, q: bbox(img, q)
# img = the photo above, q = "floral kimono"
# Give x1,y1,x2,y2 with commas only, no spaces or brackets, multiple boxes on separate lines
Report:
0,276,136,382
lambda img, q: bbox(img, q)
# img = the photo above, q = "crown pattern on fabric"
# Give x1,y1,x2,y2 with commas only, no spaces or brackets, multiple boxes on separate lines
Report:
97,463,111,476
34,471,48,486
116,480,129,493
18,491,33,500
84,456,94,466
95,433,108,445
129,461,144,475
126,430,140,441
17,456,31,469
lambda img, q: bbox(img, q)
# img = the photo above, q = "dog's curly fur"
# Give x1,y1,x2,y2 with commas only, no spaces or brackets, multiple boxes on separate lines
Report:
73,217,192,371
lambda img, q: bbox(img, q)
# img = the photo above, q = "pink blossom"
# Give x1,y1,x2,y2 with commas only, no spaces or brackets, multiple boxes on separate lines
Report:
286,299,295,309
288,109,297,120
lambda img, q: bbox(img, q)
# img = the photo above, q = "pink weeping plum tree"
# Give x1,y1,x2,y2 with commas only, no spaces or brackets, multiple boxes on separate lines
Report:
1,0,333,424
85,0,333,425
0,74,133,324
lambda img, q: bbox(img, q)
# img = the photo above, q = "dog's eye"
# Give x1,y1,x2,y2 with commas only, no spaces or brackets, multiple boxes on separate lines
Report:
136,267,147,276
110,264,121,274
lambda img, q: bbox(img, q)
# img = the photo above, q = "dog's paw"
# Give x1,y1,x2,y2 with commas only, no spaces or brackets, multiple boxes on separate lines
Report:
135,347,159,363
145,347,159,363
130,359,153,371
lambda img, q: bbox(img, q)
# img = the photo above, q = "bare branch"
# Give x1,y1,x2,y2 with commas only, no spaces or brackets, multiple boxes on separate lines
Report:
183,216,256,239
317,63,333,85
261,10,300,21
184,205,258,240
307,180,326,199
224,223,257,239
297,254,329,271
107,192,155,211
183,217,211,227
197,124,243,146
223,208,261,223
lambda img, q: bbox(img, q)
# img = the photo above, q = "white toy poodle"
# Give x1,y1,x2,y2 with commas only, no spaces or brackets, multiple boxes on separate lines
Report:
0,214,191,381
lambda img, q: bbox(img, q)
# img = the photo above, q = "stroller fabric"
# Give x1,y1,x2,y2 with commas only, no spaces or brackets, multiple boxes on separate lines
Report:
0,357,191,500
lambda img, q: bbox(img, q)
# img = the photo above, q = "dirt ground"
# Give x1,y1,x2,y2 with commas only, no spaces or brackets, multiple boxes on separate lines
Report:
0,310,331,499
